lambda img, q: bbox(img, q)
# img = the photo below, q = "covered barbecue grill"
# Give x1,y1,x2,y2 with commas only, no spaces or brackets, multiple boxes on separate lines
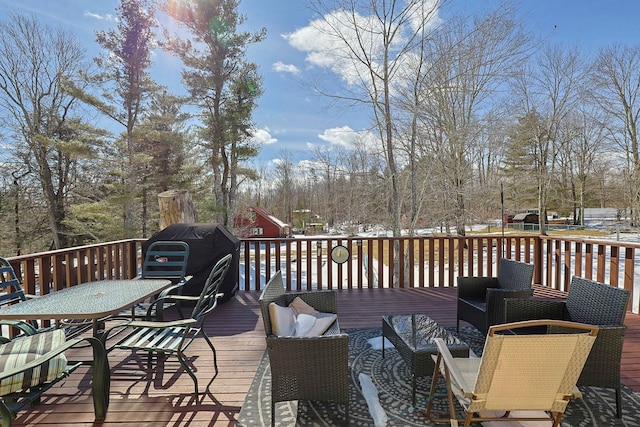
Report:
143,223,240,303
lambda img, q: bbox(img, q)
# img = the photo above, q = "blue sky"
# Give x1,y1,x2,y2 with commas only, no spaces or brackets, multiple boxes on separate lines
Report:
0,0,638,170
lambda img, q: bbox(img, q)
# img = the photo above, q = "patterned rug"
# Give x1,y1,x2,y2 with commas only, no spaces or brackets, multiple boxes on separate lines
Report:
237,327,640,426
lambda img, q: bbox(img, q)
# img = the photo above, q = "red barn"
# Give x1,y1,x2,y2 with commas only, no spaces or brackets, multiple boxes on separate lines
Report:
233,206,292,238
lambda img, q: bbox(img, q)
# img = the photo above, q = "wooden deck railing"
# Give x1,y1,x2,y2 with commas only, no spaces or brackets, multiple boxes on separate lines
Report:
240,235,640,313
5,234,639,313
5,240,142,297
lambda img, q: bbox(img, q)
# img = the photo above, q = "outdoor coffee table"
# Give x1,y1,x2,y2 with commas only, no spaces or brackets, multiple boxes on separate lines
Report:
382,313,469,405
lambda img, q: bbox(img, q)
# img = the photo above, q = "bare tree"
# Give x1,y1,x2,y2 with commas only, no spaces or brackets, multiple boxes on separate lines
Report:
590,44,640,226
301,0,441,238
0,14,94,249
416,5,532,236
509,44,585,234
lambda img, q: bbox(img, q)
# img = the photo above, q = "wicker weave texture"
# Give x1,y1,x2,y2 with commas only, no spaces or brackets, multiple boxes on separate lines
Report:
258,270,349,426
457,258,534,335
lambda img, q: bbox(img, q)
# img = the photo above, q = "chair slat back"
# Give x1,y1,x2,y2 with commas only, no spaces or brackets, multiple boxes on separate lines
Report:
191,253,233,320
141,241,189,283
0,257,28,307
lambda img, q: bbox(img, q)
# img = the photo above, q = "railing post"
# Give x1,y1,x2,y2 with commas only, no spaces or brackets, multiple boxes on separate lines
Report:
533,235,543,285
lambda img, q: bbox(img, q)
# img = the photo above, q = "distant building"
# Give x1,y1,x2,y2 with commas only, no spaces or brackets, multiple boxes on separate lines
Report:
233,206,292,238
513,213,539,224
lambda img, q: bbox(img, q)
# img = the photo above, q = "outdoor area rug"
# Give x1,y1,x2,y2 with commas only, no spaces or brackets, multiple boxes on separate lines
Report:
237,327,640,426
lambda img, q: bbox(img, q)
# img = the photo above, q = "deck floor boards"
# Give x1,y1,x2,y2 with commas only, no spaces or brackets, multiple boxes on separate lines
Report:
7,286,640,426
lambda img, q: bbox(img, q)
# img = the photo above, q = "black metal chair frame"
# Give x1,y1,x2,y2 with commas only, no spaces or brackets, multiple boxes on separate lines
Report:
0,322,110,427
126,241,191,321
101,253,232,399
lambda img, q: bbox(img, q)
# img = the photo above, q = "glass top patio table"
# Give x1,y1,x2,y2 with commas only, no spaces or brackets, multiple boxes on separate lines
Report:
0,279,171,334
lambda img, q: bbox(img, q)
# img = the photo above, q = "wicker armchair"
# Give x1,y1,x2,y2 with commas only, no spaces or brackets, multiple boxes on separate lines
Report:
258,271,349,427
504,275,630,418
457,258,534,335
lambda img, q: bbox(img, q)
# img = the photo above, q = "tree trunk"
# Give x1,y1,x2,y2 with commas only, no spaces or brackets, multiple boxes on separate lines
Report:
158,190,198,230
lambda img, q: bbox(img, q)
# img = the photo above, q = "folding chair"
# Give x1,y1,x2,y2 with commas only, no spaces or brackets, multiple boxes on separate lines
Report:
426,319,598,427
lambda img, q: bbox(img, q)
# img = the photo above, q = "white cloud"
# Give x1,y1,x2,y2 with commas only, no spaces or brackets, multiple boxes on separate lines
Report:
273,61,300,75
318,126,359,147
84,12,116,22
250,127,278,145
283,2,441,88
318,126,379,152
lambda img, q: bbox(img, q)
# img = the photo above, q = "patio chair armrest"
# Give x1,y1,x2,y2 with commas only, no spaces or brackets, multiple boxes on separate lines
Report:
486,288,534,326
156,275,193,299
458,277,499,300
503,298,565,323
0,319,39,336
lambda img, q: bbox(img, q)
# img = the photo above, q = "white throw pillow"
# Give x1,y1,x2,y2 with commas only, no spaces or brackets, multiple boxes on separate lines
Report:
306,312,337,336
294,313,317,337
268,303,295,336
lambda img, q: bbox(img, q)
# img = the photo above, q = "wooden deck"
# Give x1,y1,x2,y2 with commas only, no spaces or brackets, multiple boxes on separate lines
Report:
8,286,640,426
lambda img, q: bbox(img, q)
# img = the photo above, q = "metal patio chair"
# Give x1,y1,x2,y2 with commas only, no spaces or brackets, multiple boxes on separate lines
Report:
101,253,232,398
0,257,39,335
124,240,191,320
0,322,110,426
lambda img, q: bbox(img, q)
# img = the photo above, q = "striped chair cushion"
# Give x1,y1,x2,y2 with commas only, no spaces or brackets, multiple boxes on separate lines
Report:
0,330,67,395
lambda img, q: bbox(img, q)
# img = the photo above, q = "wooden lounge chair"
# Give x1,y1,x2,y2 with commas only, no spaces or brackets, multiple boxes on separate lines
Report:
101,253,232,398
0,322,110,426
258,271,349,427
504,275,631,418
426,319,598,427
457,258,534,335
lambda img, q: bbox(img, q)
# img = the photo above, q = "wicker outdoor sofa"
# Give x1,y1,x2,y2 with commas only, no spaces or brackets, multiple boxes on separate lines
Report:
504,275,631,418
258,271,350,427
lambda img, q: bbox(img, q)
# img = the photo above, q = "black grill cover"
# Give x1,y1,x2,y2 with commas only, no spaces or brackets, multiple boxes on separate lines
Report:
143,223,240,303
